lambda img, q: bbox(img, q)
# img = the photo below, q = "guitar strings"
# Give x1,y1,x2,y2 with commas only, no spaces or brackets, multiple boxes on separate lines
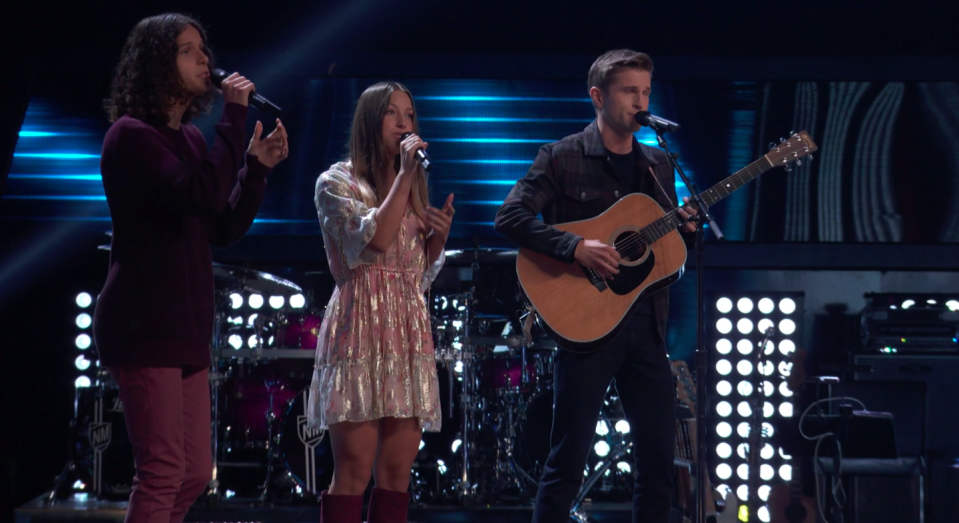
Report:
607,158,773,260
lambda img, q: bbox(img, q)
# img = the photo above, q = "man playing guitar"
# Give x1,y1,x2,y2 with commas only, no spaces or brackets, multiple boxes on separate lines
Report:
495,49,698,523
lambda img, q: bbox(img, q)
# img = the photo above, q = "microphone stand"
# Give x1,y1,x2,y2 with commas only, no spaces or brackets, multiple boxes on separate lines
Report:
653,129,724,523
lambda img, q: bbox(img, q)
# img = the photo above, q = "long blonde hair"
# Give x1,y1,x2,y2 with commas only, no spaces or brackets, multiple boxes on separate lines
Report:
348,81,429,219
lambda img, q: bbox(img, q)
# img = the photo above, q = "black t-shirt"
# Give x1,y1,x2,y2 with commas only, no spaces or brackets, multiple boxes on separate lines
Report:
606,145,655,317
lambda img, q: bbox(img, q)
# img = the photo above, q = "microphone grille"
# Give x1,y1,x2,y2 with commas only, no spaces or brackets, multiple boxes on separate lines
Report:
634,111,652,126
209,68,229,88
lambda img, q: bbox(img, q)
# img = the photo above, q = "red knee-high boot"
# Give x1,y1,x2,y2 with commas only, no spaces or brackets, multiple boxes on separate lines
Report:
366,487,410,523
319,490,363,523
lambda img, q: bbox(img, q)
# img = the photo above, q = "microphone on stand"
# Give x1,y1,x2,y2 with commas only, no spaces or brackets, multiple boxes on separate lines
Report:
400,132,432,171
210,68,283,117
635,111,681,133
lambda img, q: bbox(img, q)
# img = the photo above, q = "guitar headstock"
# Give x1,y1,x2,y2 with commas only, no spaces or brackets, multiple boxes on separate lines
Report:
671,360,697,415
765,131,818,172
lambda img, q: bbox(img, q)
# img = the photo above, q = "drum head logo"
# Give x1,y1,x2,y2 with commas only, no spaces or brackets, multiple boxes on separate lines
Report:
297,416,325,447
89,422,112,452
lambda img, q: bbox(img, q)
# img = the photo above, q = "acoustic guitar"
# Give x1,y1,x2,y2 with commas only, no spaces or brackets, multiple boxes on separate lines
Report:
516,132,818,352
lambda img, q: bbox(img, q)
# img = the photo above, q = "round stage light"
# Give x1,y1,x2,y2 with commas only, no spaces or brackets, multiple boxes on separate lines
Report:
76,293,93,308
76,313,92,329
779,298,797,314
758,298,775,314
75,334,92,350
290,294,306,308
717,318,733,334
717,380,732,396
716,297,733,313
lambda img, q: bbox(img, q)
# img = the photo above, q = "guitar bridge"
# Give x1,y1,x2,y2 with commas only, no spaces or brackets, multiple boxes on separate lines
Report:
581,265,608,292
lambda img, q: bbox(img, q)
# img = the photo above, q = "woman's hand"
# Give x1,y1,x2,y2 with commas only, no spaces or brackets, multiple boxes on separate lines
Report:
427,193,455,244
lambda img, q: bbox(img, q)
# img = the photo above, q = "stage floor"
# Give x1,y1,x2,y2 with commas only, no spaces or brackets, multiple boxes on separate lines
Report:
14,493,637,523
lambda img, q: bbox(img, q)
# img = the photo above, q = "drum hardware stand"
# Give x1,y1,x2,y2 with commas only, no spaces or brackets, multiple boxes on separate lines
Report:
47,369,120,504
206,293,231,502
569,409,633,523
46,380,88,504
488,392,530,496
454,253,482,505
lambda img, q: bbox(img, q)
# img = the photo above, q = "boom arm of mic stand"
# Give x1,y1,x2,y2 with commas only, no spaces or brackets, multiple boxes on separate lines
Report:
655,134,724,242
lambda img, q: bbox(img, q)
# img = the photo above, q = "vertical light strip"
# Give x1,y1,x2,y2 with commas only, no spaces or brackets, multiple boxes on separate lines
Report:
817,82,870,242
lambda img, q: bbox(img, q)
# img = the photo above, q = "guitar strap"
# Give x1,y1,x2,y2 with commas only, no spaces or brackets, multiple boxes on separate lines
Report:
646,165,678,210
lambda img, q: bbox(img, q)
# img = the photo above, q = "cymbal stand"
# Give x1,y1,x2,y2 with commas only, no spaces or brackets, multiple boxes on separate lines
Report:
206,291,230,501
456,255,481,505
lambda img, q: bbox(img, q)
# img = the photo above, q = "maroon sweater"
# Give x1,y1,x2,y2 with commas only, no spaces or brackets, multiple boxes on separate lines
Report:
93,103,269,368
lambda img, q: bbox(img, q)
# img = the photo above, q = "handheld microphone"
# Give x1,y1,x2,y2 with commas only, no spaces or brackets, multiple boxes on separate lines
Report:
635,111,680,133
210,68,283,117
400,132,432,171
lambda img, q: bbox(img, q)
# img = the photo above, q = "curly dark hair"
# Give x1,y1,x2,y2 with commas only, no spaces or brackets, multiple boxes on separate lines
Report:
104,13,216,126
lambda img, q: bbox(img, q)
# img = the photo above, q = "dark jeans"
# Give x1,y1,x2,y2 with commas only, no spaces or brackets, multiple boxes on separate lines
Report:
532,317,675,523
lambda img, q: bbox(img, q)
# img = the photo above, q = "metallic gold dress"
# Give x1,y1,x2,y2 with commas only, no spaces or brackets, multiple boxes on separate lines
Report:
307,162,443,432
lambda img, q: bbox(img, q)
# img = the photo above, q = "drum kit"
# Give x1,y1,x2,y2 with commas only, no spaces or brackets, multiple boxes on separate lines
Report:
63,247,638,511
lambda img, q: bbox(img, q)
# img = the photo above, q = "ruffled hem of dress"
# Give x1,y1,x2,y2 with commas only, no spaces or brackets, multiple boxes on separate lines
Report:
306,353,441,433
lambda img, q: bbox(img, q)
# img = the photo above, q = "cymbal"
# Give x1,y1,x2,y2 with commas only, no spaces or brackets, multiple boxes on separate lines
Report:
96,246,302,294
443,247,517,264
212,263,303,294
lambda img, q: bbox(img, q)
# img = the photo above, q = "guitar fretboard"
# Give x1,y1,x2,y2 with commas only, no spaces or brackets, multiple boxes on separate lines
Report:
621,156,774,253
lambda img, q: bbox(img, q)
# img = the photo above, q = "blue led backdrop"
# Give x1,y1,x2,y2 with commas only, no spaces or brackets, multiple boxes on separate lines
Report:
5,76,959,245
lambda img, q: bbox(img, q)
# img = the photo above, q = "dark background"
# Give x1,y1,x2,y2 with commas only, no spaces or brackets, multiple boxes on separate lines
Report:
2,0,958,521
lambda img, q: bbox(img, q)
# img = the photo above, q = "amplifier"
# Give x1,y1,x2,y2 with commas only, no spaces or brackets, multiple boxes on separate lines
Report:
860,293,959,350
853,354,959,456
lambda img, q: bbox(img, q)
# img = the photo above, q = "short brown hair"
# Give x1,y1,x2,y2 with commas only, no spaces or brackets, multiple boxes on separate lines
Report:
587,49,654,94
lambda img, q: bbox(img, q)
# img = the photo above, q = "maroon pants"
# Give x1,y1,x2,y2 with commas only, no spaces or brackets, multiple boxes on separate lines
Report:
110,366,212,523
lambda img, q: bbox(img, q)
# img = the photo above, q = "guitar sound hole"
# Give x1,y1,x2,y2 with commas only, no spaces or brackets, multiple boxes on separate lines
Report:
614,231,646,262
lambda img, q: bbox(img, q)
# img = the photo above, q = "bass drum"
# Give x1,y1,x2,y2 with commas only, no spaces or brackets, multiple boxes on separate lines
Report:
72,386,135,500
278,389,335,496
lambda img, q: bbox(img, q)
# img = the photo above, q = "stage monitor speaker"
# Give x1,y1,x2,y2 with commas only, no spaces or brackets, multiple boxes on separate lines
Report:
854,354,959,523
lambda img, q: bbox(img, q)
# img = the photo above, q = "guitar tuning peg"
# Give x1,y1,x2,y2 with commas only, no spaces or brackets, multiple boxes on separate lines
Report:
789,130,795,136
768,142,776,150
796,159,802,167
808,154,814,162
780,137,786,143
784,163,792,173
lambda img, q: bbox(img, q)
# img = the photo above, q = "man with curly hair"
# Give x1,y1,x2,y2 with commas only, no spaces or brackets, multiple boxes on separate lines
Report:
92,13,289,523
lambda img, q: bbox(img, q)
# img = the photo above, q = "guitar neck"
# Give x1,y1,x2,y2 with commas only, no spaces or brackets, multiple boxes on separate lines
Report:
640,156,774,243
